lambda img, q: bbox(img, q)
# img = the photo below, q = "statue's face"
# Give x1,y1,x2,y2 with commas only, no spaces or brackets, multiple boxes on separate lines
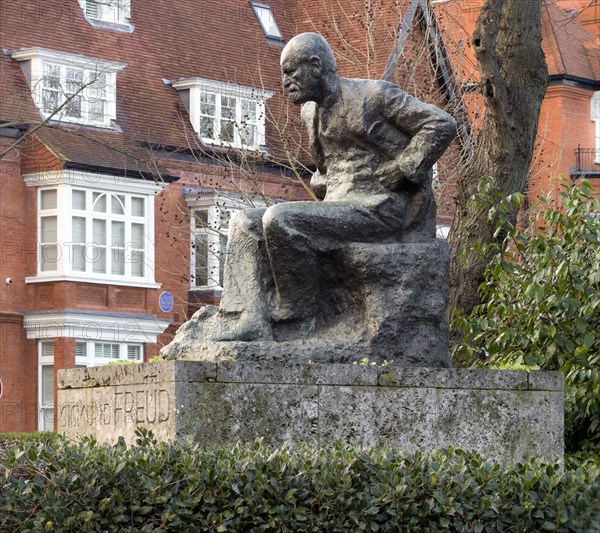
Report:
281,54,323,105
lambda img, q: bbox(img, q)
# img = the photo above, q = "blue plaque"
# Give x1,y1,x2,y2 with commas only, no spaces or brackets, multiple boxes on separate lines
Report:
159,291,174,313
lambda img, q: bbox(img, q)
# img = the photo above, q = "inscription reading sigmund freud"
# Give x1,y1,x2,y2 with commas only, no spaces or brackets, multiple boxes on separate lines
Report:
59,387,171,428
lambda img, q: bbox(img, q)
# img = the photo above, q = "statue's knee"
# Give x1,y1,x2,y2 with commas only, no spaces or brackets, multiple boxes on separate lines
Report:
262,204,287,233
231,209,262,234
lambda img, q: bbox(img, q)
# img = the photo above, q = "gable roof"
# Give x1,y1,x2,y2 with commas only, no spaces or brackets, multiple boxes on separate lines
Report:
0,0,292,176
433,0,599,85
543,1,599,81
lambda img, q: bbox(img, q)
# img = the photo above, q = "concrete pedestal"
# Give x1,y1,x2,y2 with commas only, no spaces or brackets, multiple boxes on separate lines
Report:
58,361,564,465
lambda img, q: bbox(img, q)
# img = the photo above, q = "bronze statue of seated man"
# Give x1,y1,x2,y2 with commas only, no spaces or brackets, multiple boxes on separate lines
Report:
177,32,457,348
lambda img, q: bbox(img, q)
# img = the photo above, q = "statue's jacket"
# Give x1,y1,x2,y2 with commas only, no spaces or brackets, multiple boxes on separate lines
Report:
301,78,457,239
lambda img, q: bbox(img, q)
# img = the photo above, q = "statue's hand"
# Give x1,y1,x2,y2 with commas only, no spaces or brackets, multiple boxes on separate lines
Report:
376,160,412,191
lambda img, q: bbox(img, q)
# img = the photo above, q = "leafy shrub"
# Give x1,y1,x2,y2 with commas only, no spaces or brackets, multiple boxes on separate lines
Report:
1,430,600,532
453,180,600,451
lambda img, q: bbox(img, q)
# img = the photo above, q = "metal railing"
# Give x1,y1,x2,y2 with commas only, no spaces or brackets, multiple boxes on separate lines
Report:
575,146,600,173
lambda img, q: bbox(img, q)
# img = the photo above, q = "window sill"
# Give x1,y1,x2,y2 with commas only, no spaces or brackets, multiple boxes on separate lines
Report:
200,138,264,153
85,18,135,33
26,275,161,289
45,116,119,131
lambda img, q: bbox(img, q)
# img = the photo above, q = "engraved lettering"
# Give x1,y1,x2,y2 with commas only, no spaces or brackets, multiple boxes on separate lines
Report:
136,390,145,423
159,389,170,422
124,391,134,422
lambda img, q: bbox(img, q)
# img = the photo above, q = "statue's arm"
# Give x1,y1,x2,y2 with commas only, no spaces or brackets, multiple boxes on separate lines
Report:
302,102,327,200
376,84,457,190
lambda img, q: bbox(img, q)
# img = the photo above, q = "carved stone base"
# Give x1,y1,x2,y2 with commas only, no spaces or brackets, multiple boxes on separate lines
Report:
162,240,452,367
58,361,564,466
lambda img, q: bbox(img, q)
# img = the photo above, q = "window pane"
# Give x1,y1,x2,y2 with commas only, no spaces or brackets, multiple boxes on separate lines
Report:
41,341,55,358
93,219,106,245
72,217,86,272
72,190,86,210
88,99,105,122
111,195,125,215
112,221,125,246
131,197,145,217
41,409,54,431
43,63,61,84
194,209,208,227
41,245,58,271
200,92,216,114
200,93,216,139
75,341,87,359
89,72,107,99
41,216,57,242
112,248,125,275
194,233,208,286
41,190,57,210
92,246,106,273
93,192,107,212
72,217,86,242
72,245,86,271
85,0,100,19
241,124,256,147
253,5,283,39
92,219,107,274
221,96,236,119
65,94,82,118
220,120,234,143
66,68,83,91
65,67,83,118
94,343,119,358
42,89,59,114
131,223,144,249
200,116,214,139
127,345,141,360
41,365,54,406
242,99,257,122
131,251,144,277
42,63,60,114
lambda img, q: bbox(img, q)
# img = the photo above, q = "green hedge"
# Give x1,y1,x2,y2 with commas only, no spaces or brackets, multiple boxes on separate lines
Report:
2,431,599,532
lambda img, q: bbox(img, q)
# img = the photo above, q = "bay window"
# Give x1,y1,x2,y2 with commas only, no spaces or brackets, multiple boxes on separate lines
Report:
25,170,162,288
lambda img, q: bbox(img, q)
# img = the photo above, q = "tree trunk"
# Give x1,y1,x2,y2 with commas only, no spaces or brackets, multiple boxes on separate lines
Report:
448,0,548,319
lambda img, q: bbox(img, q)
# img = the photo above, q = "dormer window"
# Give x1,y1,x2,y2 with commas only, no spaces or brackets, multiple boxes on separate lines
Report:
79,0,132,30
171,78,273,151
251,2,284,43
11,48,125,128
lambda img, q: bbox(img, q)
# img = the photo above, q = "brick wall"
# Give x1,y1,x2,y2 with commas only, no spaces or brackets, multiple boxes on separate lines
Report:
0,138,38,432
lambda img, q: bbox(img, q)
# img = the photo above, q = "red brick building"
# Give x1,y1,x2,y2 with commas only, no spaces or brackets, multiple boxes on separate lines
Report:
0,0,598,432
435,0,600,200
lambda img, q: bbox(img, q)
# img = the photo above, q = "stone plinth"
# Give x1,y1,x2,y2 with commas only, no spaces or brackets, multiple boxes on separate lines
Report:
162,241,452,367
58,361,563,465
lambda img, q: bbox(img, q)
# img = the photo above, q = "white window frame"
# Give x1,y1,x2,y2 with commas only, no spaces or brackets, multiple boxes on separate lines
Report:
251,2,284,41
190,204,233,289
24,170,162,288
11,48,125,128
75,339,143,366
171,78,273,151
185,188,269,290
38,341,55,431
79,0,133,29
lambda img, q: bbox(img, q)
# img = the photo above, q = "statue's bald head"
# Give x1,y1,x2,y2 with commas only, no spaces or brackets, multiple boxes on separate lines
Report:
281,33,337,75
